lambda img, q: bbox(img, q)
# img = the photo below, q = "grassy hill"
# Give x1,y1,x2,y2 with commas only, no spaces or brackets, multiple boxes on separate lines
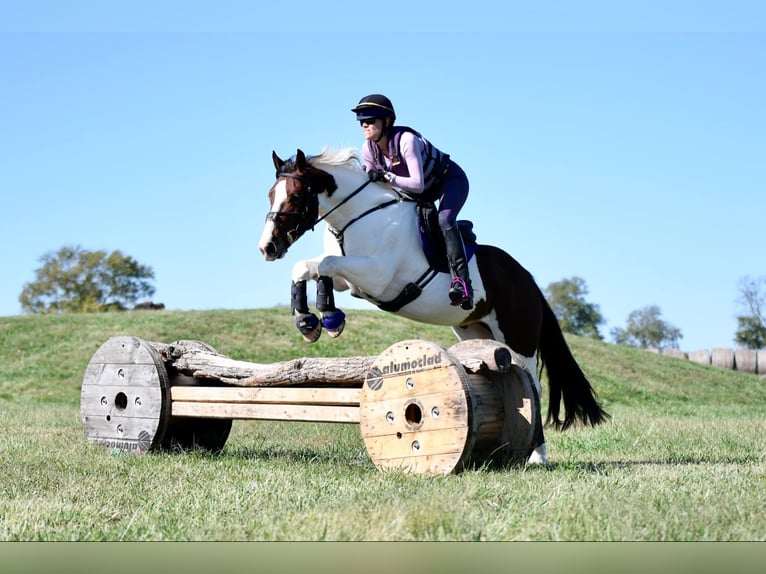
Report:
1,307,762,414
1,308,765,541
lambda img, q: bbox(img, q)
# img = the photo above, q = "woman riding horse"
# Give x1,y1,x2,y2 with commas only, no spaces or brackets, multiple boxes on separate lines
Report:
352,94,474,310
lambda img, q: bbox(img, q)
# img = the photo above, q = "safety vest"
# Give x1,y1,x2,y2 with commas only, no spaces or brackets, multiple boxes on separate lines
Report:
366,126,451,201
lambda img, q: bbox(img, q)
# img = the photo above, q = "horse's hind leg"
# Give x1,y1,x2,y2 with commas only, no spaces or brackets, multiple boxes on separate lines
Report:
504,351,547,464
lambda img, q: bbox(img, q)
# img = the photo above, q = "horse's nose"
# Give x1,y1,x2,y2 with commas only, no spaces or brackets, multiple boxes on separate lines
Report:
260,241,278,261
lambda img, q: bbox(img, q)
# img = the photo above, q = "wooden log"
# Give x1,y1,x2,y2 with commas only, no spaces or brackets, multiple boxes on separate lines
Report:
734,348,757,374
151,340,375,386
148,338,513,386
446,338,513,373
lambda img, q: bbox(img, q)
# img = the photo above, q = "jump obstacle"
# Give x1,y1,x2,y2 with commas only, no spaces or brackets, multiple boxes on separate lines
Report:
80,337,540,474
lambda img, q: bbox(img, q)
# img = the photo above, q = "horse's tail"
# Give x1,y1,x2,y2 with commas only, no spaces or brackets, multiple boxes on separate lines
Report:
538,291,610,430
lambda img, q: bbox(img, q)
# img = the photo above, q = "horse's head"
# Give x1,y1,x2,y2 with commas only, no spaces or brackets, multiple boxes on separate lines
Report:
258,149,337,261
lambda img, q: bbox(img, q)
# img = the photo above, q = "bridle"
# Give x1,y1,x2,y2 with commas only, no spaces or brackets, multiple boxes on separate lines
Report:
266,166,408,251
265,171,319,245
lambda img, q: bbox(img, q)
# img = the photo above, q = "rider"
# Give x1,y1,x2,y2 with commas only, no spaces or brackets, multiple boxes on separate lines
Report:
351,94,474,310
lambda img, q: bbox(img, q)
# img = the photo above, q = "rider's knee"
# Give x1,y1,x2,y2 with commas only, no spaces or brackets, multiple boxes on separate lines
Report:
437,209,456,230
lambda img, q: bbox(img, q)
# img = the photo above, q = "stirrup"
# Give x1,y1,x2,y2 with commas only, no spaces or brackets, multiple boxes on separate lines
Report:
449,278,473,309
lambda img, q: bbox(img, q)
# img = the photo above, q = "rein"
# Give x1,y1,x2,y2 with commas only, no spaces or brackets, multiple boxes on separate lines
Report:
327,195,404,254
270,168,415,252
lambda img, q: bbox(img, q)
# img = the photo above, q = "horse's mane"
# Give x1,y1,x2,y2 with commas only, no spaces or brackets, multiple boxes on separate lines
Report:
308,146,364,172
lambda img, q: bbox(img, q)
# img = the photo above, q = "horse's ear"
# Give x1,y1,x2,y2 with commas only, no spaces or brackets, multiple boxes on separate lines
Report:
272,151,285,171
295,149,307,172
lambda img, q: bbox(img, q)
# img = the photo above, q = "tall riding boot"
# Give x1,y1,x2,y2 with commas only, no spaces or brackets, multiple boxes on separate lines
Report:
443,224,474,310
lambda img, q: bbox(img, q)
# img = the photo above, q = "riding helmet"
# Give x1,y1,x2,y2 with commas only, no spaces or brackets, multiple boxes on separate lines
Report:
351,94,396,121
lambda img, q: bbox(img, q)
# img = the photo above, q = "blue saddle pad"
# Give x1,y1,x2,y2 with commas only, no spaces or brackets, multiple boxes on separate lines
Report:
416,204,477,274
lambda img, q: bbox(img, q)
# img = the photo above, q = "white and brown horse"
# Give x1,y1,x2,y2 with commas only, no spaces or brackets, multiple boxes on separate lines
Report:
258,147,609,463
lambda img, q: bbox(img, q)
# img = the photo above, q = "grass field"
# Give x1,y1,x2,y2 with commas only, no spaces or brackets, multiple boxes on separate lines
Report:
1,308,765,541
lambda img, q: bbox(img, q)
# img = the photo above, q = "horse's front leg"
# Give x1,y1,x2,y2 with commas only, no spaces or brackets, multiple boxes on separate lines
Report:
290,257,323,343
317,254,396,297
290,257,347,343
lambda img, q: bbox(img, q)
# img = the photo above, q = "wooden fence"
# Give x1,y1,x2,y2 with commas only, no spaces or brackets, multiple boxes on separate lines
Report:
647,347,766,375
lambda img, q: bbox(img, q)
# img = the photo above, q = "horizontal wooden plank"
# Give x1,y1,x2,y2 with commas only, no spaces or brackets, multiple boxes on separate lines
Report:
169,386,361,406
171,401,359,424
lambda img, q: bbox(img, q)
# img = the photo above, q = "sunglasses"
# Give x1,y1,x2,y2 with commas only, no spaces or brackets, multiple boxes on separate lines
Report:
359,118,379,126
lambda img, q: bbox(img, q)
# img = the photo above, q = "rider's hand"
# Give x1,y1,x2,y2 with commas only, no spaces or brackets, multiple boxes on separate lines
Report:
367,169,387,182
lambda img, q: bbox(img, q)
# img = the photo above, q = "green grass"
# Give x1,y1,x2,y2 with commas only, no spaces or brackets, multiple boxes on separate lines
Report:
1,308,765,540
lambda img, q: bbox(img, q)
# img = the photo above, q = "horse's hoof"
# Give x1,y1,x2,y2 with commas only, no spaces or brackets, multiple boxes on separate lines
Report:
322,309,346,338
295,313,322,343
326,321,345,338
527,444,549,465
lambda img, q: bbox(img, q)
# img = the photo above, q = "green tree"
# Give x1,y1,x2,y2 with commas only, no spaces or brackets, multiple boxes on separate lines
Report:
611,305,682,350
544,276,605,340
734,275,766,349
19,245,156,313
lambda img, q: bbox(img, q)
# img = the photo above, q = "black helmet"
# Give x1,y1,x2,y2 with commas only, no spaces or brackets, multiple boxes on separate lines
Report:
351,94,396,121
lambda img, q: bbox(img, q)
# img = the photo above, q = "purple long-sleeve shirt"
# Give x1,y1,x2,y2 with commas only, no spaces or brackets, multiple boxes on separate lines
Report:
362,126,450,197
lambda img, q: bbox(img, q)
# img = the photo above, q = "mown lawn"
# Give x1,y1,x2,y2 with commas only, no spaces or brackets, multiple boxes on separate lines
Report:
1,309,765,541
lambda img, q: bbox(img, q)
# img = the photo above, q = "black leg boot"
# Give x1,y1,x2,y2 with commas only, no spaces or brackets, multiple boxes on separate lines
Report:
443,224,474,310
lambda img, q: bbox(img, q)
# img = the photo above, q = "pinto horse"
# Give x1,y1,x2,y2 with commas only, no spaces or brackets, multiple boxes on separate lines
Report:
257,147,609,464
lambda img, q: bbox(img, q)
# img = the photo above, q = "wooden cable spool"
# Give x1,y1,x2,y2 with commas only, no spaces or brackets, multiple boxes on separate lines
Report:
80,337,231,454
360,339,537,473
80,336,539,473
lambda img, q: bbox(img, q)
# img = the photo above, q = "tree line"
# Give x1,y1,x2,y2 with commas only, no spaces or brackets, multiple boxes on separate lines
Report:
17,245,766,350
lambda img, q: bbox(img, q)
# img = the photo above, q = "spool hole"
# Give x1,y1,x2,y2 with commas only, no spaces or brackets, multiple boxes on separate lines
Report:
405,403,423,425
114,392,128,410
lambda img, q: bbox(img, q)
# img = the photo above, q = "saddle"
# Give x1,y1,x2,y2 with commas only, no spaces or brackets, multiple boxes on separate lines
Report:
355,201,478,313
416,202,477,274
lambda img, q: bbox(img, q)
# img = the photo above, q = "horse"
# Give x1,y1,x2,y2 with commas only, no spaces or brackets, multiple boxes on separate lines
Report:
257,147,609,464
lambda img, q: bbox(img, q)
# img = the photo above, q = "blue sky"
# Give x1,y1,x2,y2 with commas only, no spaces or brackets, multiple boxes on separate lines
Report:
1,2,764,352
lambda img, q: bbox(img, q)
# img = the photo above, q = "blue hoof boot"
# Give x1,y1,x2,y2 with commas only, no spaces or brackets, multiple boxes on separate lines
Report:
322,309,346,338
295,312,321,343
